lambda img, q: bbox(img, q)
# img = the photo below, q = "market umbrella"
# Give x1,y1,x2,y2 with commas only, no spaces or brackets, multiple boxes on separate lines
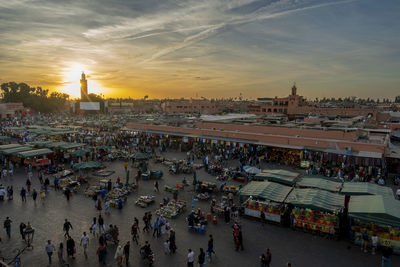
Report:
93,170,115,177
130,152,150,160
244,166,261,175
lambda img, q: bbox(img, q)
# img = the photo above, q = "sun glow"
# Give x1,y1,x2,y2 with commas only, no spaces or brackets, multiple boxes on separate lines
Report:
61,63,105,98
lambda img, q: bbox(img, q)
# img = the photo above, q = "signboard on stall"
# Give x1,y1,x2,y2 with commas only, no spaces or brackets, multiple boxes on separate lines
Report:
244,208,281,223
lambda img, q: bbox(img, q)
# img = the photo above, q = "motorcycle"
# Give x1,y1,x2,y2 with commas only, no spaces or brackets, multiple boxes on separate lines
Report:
140,247,155,267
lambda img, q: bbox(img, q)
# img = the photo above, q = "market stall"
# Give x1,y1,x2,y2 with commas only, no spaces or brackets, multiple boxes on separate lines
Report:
349,195,400,253
239,181,293,223
285,188,344,236
155,199,187,219
106,188,130,207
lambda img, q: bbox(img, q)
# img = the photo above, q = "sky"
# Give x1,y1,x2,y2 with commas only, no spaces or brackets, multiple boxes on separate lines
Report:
0,0,399,99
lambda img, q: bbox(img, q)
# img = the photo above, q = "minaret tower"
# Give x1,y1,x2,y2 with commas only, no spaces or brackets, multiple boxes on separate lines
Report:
80,72,88,100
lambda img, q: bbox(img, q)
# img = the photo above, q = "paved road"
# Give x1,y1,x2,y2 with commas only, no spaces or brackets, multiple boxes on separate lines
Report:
0,152,398,267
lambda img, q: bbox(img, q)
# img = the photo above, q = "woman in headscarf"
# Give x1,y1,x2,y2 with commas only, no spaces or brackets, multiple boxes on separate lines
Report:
114,245,124,267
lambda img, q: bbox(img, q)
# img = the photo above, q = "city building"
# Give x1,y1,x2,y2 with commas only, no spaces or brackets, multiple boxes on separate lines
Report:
161,99,220,114
0,102,25,118
249,85,377,118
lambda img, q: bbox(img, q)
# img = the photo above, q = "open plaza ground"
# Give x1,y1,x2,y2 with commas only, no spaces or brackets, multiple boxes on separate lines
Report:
0,151,398,267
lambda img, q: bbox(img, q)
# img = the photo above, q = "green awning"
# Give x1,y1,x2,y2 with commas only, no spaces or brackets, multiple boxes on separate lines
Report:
0,136,11,141
73,161,102,170
285,188,344,213
71,148,91,157
239,181,293,203
0,144,22,151
58,143,85,151
340,183,394,198
255,169,300,185
301,174,343,183
44,141,67,149
96,145,110,150
1,146,34,156
349,195,400,227
16,148,53,158
296,177,343,192
26,141,54,148
130,152,150,160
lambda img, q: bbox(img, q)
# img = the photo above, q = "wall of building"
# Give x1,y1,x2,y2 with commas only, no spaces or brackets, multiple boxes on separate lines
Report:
161,99,220,114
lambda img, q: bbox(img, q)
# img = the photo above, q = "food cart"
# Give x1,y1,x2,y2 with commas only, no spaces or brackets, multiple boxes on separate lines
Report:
244,198,283,223
135,195,155,208
155,199,187,219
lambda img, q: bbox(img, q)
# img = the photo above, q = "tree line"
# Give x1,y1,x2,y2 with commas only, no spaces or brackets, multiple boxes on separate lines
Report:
1,82,70,113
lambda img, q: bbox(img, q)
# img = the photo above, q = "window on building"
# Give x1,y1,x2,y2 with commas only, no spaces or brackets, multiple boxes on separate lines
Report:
268,109,271,112
262,108,266,112
279,109,282,112
273,109,277,112
284,108,287,113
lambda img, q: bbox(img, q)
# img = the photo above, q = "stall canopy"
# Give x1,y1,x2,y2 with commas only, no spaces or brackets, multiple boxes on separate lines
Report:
73,161,102,171
243,166,261,175
255,169,300,186
1,146,34,156
71,148,91,157
285,188,345,212
239,181,293,203
16,148,53,158
130,152,150,160
0,136,11,141
340,183,394,199
348,195,400,227
296,177,343,193
0,144,22,151
58,143,85,151
301,174,343,183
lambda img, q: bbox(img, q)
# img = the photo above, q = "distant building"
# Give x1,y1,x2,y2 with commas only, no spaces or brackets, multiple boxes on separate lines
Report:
249,85,377,118
161,99,220,114
0,102,25,118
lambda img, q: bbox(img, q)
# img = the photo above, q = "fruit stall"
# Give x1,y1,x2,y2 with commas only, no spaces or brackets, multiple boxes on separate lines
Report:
244,198,283,223
135,195,156,208
348,195,400,253
239,181,293,223
285,188,344,236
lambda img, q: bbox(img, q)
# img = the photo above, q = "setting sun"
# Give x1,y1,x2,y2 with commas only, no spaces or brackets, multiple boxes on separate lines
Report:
61,64,104,98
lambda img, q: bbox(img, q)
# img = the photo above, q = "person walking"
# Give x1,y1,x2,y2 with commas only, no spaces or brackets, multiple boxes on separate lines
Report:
97,242,107,264
154,181,159,192
4,217,12,239
32,189,38,203
91,217,98,236
207,234,216,262
131,222,139,245
20,187,26,202
66,236,76,259
80,232,89,259
187,248,195,267
7,186,13,200
63,219,73,238
169,229,176,254
98,214,105,234
57,242,64,264
382,246,393,267
198,248,206,267
105,200,111,215
26,179,31,193
123,241,130,267
19,222,26,241
114,245,124,267
152,218,159,238
265,248,272,267
45,240,56,266
64,187,70,201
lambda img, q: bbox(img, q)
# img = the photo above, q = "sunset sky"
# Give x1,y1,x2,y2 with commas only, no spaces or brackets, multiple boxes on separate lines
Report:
0,0,399,99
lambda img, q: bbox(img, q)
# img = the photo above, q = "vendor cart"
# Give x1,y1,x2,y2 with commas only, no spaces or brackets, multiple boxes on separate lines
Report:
135,195,156,208
150,170,163,179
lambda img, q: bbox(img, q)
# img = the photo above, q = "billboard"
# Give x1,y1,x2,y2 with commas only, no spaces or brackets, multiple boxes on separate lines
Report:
80,102,100,111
